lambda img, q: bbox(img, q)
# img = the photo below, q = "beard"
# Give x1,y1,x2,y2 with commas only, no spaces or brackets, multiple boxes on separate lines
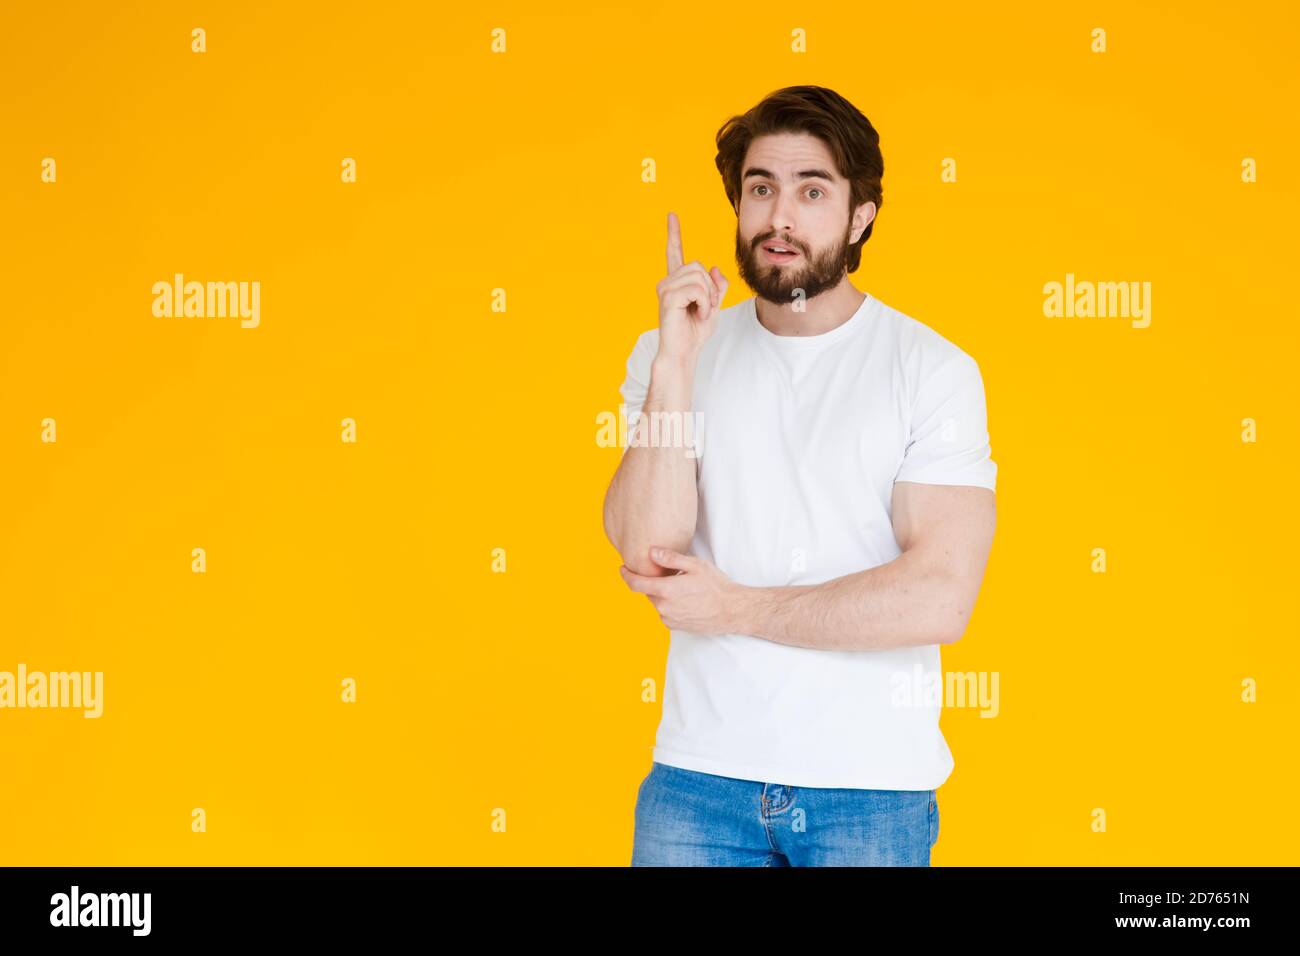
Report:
734,221,853,305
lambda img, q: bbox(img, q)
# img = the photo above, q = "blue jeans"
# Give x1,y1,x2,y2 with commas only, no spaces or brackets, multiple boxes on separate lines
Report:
632,761,939,866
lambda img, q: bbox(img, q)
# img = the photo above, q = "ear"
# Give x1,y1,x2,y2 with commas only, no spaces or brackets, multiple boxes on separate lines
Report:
851,200,877,243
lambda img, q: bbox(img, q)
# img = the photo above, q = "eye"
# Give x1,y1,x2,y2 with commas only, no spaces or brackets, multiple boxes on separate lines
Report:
807,187,824,199
752,184,771,196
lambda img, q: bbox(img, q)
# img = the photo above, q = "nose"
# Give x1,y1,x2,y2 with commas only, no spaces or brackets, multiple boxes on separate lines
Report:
766,194,798,244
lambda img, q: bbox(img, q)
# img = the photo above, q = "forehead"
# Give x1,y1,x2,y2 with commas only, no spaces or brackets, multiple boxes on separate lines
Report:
742,132,839,178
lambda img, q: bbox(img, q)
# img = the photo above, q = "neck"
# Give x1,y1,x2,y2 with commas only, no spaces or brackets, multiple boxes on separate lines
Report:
755,280,866,337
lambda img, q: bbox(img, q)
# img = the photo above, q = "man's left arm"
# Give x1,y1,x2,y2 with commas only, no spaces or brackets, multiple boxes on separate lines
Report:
620,482,995,650
738,481,995,650
620,349,998,649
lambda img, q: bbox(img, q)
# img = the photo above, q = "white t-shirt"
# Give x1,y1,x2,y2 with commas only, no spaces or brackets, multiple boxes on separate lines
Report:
618,291,997,790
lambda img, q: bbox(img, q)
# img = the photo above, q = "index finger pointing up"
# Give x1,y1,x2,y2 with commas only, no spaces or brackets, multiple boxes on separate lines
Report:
666,211,684,274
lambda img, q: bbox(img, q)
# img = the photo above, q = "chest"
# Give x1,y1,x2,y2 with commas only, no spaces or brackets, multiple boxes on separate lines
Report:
693,342,911,492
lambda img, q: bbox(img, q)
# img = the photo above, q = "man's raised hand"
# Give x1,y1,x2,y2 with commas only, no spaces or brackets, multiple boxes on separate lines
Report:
656,211,729,363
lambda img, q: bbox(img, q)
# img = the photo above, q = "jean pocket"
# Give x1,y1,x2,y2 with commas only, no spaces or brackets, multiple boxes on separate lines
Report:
928,791,939,848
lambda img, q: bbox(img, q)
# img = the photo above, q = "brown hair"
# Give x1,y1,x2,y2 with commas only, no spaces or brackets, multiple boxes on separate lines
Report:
715,85,884,273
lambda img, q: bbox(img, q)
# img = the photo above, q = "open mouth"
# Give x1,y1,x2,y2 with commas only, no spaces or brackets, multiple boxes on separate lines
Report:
761,243,800,263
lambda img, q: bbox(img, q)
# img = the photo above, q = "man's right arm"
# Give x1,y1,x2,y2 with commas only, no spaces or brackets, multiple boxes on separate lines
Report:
604,211,726,577
602,350,700,577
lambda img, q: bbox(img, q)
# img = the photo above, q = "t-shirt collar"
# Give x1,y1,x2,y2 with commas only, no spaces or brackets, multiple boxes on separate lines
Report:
747,292,876,349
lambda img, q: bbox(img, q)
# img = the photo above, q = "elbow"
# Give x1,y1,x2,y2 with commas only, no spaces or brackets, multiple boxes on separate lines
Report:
938,597,980,645
602,489,676,578
601,486,621,554
621,536,681,577
931,571,978,645
625,552,665,577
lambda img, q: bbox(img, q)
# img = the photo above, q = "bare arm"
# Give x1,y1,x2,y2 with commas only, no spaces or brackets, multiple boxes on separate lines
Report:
623,482,996,648
602,212,728,577
602,354,700,576
735,483,996,650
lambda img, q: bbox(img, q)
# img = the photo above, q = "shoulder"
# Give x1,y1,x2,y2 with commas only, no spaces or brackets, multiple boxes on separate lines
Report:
870,295,977,366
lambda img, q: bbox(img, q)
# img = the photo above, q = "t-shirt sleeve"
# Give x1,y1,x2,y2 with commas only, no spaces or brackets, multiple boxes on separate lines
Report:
618,328,659,448
894,352,997,491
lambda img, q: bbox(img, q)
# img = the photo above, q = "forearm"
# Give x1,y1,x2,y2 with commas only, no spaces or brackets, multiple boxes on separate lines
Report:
734,548,964,651
603,354,701,576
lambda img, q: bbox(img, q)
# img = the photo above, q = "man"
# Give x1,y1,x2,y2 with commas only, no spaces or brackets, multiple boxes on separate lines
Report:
602,85,997,866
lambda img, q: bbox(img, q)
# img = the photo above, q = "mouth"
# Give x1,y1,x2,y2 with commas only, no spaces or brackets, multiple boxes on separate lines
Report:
760,242,800,264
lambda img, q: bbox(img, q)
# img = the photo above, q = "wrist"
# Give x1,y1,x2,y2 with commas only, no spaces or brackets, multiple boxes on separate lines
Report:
729,583,766,636
652,351,699,379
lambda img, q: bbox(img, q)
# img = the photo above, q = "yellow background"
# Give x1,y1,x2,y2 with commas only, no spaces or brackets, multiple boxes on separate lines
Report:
1,0,1295,865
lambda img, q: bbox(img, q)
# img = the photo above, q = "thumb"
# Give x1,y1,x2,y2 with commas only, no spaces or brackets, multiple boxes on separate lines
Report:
651,546,698,572
711,266,729,302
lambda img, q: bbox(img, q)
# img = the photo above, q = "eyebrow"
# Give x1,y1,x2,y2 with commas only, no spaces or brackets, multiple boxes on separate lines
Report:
742,166,836,184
